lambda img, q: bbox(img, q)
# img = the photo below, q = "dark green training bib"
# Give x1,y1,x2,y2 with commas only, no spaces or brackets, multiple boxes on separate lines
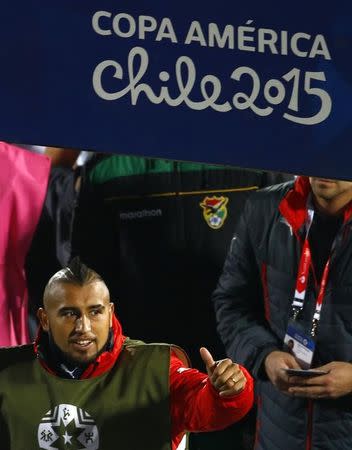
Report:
0,341,174,450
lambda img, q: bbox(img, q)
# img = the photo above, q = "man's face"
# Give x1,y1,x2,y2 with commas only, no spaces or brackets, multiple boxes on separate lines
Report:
309,177,352,201
38,281,114,365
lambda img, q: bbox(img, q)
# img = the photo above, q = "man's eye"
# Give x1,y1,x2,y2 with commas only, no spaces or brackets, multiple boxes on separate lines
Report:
62,311,76,317
90,310,101,316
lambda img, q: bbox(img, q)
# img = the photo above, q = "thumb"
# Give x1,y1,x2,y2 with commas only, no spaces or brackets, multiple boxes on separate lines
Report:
282,354,302,369
314,362,332,372
200,347,215,375
285,354,302,370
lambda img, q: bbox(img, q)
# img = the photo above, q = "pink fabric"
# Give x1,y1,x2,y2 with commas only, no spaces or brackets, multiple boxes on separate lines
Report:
0,142,51,346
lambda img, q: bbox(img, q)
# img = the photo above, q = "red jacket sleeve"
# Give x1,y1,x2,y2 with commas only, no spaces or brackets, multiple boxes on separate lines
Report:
170,351,254,449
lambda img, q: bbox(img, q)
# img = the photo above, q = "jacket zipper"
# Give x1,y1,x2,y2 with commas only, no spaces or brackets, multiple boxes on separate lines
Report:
261,264,270,321
305,400,313,450
254,395,262,449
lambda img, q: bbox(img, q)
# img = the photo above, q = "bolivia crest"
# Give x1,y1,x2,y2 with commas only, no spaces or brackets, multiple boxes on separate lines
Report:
200,196,229,229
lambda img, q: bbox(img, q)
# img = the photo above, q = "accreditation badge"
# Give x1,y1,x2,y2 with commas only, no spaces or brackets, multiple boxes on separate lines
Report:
283,320,316,369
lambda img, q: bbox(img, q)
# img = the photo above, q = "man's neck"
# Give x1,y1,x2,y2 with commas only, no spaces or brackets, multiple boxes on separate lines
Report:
312,193,352,217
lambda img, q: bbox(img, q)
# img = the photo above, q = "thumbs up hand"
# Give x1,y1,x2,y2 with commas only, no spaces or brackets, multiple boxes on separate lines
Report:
200,347,247,397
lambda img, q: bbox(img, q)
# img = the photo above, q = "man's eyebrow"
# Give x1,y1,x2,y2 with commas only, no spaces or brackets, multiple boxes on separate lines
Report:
58,303,105,314
88,304,106,310
58,304,105,312
58,306,80,314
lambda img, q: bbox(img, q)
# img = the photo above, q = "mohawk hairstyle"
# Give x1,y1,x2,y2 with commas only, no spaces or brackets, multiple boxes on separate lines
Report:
43,257,104,304
63,256,103,285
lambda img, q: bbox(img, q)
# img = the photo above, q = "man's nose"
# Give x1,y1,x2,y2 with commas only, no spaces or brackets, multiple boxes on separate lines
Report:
74,315,92,333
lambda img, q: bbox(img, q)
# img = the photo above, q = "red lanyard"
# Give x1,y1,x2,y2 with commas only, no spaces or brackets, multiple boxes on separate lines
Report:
291,205,333,336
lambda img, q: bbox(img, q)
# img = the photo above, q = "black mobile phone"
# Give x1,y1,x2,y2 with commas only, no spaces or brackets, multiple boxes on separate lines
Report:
284,368,329,377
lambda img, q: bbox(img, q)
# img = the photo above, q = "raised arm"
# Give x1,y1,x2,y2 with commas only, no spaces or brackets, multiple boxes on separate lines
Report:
170,348,254,447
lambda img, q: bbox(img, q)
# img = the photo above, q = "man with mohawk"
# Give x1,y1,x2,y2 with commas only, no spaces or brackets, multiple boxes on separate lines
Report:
0,257,253,450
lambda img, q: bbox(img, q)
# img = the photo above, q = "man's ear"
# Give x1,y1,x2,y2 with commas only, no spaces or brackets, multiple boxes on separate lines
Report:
37,308,49,331
109,302,114,327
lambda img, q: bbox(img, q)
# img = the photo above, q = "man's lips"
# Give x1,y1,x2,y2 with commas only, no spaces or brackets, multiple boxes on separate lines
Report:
69,337,96,349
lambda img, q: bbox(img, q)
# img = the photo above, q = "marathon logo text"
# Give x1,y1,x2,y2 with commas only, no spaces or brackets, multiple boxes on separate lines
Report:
120,209,162,220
